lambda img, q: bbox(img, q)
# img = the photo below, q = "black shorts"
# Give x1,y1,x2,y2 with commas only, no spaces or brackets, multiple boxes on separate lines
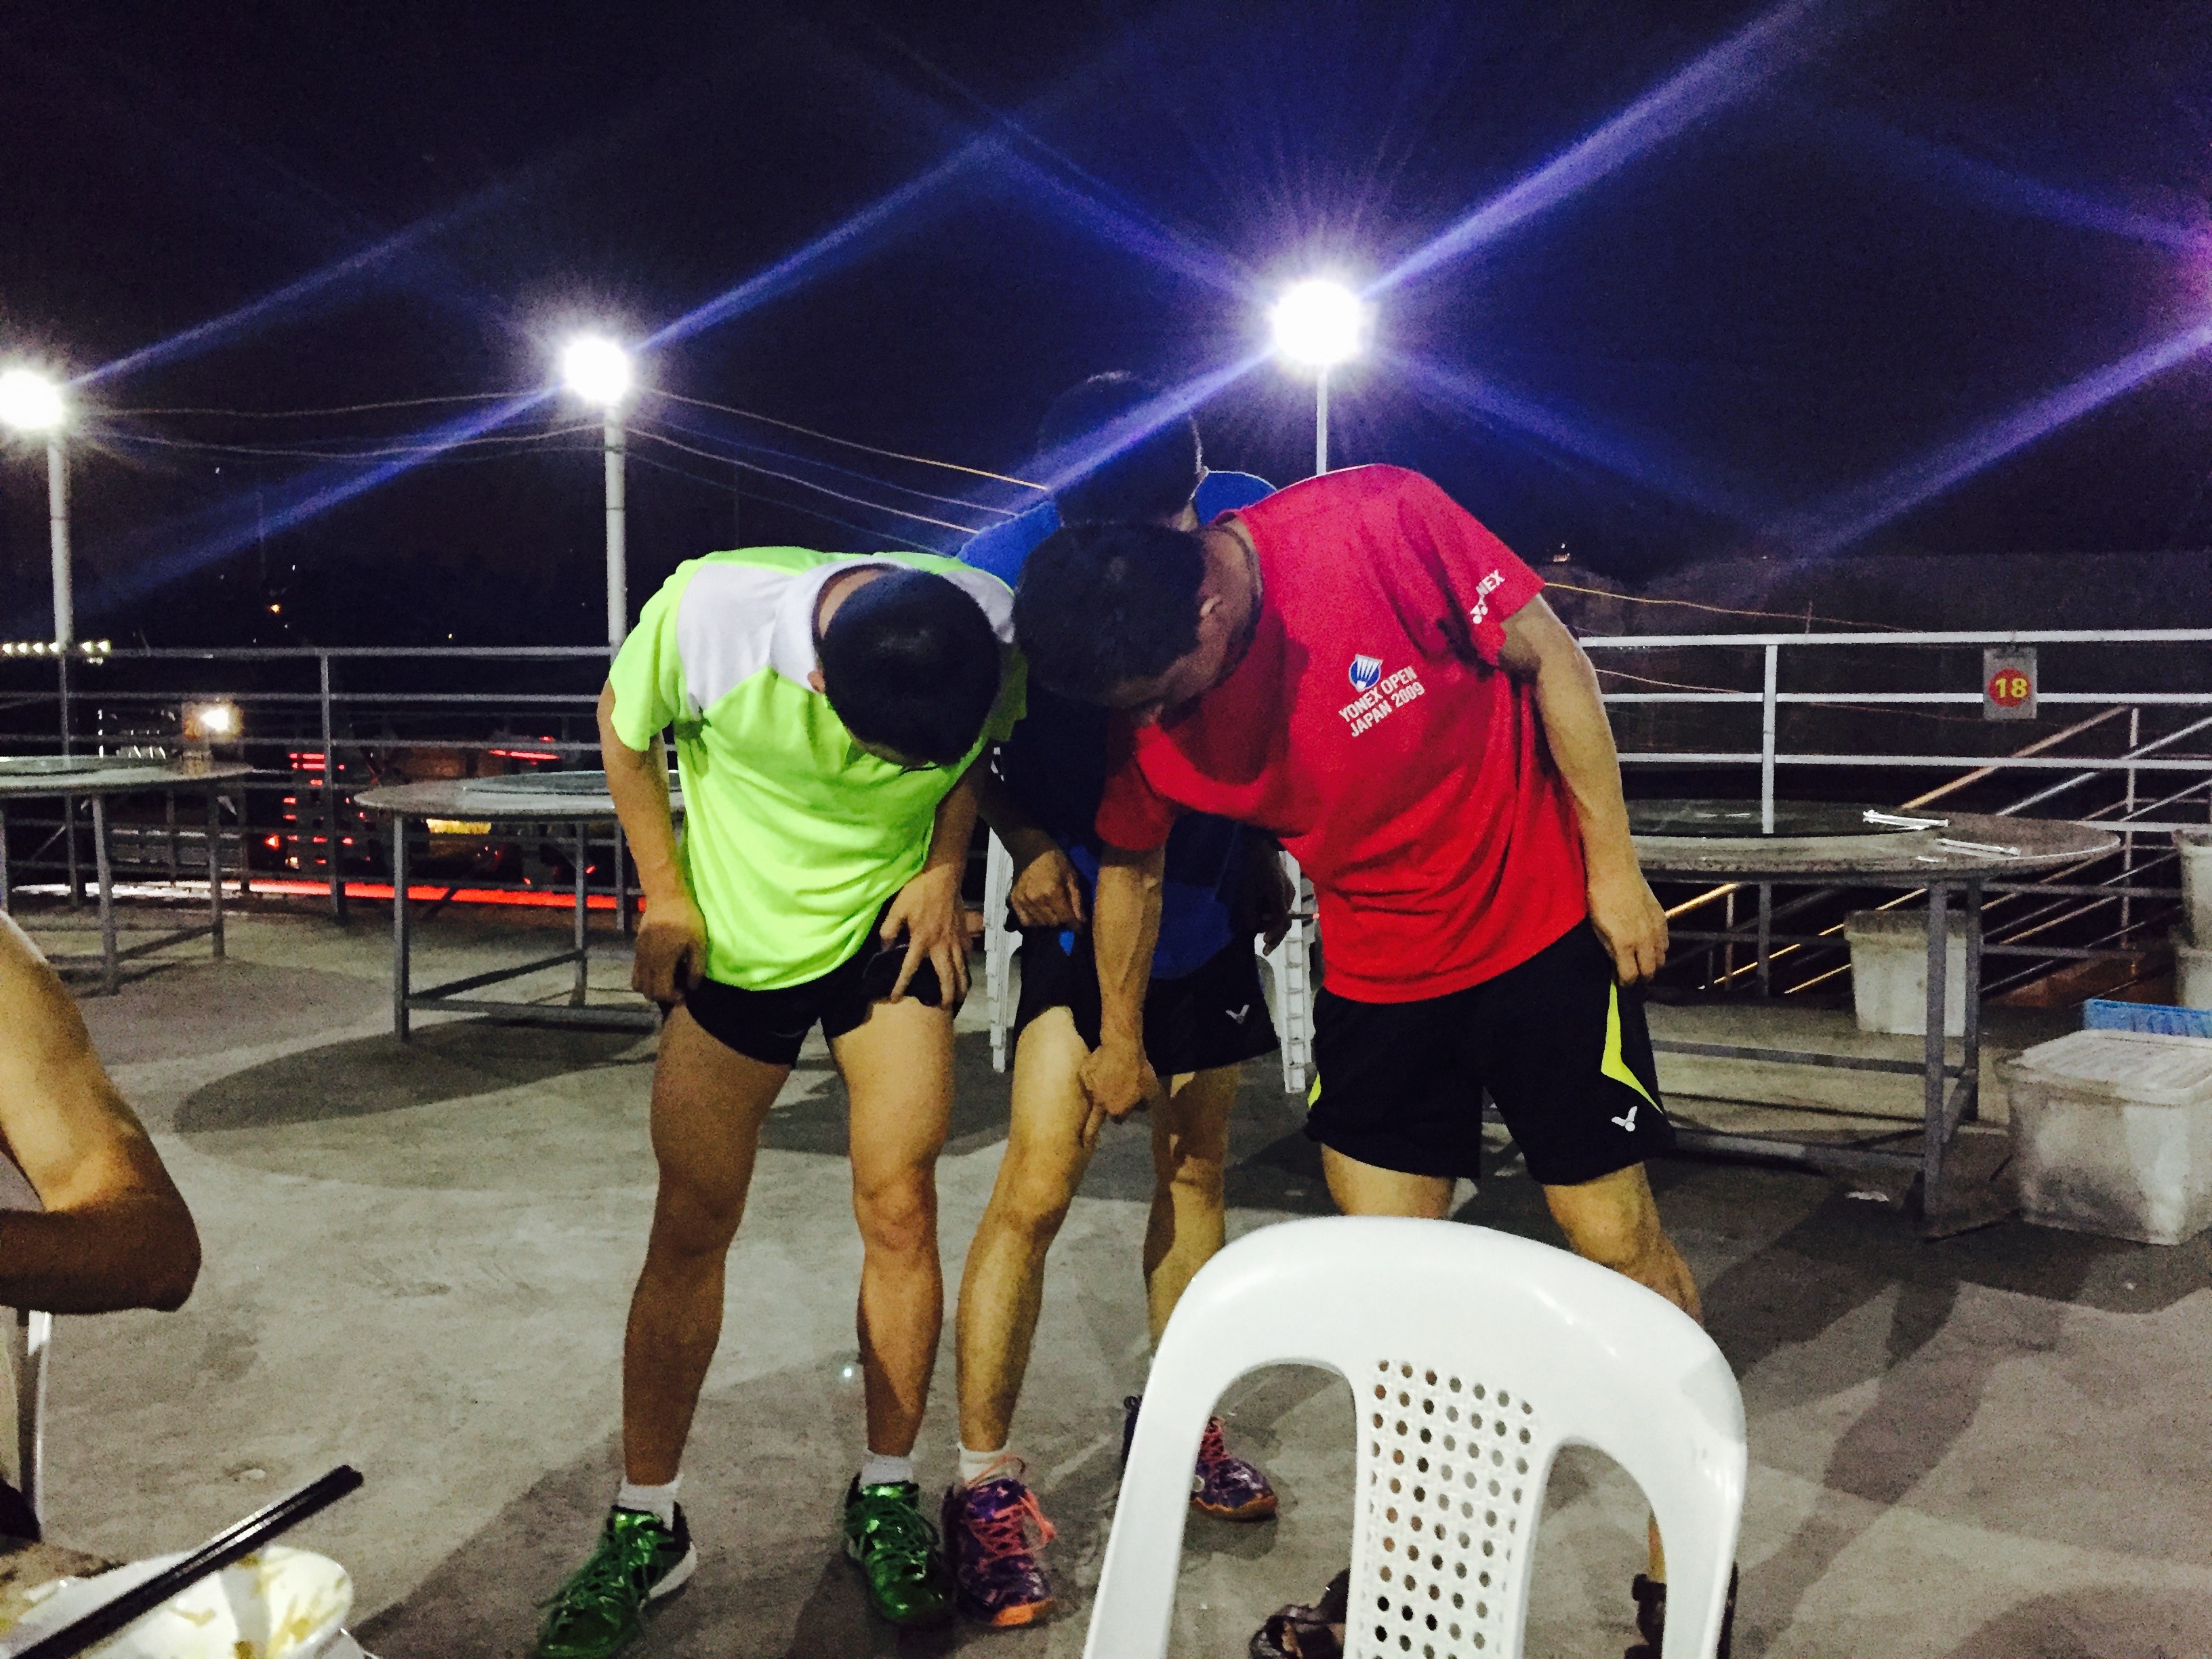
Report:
1013,926,1279,1078
682,903,922,1068
1305,922,1673,1187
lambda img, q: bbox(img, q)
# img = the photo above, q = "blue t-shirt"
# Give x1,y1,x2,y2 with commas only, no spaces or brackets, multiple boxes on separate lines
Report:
966,471,1275,979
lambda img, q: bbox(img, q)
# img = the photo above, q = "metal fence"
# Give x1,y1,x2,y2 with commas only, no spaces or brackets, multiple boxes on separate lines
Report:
3,627,2208,1000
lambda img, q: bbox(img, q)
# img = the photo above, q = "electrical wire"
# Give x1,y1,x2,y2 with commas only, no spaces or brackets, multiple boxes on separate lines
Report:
623,449,932,552
632,426,985,535
1549,581,1909,632
651,389,1044,491
645,411,1019,520
105,390,539,419
106,424,602,461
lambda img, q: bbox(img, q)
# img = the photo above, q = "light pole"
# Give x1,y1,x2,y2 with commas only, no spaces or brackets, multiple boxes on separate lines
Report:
1268,279,1367,476
561,335,635,647
1,367,73,764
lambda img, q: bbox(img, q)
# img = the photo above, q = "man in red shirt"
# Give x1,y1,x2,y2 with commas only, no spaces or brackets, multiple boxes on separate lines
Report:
1012,464,1720,1658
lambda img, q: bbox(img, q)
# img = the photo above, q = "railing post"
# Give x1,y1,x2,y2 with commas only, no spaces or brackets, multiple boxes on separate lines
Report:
321,653,346,922
1757,642,1778,992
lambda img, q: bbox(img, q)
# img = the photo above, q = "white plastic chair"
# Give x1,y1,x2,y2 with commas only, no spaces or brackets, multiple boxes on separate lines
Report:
1261,851,1314,1094
1086,1216,1745,1659
5,1307,51,1528
984,833,1023,1073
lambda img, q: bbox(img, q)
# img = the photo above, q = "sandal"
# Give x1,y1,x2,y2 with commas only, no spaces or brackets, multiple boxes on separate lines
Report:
1250,1569,1349,1659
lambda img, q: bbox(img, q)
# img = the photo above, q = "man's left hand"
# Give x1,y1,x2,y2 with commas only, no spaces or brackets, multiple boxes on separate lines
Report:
1587,859,1668,985
1233,841,1298,952
881,863,970,1010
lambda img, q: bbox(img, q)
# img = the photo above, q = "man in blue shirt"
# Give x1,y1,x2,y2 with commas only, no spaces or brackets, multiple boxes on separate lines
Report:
944,375,1288,1626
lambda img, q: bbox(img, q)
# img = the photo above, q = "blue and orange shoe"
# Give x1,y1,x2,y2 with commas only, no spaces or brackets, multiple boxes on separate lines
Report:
1124,1394,1279,1521
942,1461,1058,1628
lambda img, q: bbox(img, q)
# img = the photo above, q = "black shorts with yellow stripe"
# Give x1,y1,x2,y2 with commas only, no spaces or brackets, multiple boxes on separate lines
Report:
1304,921,1673,1187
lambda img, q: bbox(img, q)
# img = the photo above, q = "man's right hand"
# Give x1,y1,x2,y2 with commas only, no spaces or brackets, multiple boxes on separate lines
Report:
1078,1036,1161,1132
1008,843,1087,930
632,890,708,1005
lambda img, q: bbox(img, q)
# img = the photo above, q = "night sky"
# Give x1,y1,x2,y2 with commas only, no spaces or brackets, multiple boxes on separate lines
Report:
2,0,2209,647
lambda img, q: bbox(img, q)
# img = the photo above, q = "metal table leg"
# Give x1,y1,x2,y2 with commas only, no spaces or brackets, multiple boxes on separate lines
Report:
571,820,590,1006
392,817,412,1040
206,785,225,958
1922,882,1950,1204
1961,880,1984,1123
91,794,117,995
0,804,9,914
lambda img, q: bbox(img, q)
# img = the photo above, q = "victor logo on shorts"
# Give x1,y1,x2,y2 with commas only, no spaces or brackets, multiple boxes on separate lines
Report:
1347,654,1382,693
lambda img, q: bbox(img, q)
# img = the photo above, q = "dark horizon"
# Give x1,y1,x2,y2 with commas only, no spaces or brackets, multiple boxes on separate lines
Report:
3,0,2209,648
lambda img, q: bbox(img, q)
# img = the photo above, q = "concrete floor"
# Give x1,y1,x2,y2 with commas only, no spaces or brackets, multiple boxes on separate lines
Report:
25,896,2212,1658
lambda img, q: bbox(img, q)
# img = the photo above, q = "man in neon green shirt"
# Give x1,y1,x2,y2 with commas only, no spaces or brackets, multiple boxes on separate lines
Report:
537,547,1022,1658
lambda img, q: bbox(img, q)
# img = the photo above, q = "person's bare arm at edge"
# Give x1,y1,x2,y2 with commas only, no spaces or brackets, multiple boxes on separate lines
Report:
974,765,1085,930
0,914,201,1313
880,762,981,1009
1077,844,1167,1130
599,681,705,1005
1498,598,1668,984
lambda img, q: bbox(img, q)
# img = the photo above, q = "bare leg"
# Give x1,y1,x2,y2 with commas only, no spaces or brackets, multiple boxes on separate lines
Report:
832,995,956,1458
1142,1065,1238,1345
954,1009,1096,1454
1320,1145,1452,1220
622,1006,790,1485
1542,1163,1700,1581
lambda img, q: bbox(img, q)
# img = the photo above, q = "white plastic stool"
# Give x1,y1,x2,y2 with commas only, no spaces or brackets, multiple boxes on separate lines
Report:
1088,1216,1745,1659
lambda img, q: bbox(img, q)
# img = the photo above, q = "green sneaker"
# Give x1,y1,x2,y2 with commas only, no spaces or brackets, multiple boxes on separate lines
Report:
535,1505,697,1659
842,1477,954,1626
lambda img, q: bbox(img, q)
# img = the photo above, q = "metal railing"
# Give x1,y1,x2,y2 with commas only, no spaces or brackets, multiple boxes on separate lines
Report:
3,628,2207,999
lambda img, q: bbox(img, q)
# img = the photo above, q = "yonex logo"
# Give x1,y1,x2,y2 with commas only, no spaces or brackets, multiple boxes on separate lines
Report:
1347,655,1383,693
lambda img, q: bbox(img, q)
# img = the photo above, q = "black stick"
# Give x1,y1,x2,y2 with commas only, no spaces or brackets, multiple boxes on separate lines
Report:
13,1465,363,1659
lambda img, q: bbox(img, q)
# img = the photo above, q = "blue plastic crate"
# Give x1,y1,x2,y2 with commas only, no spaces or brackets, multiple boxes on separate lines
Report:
2083,999,2212,1040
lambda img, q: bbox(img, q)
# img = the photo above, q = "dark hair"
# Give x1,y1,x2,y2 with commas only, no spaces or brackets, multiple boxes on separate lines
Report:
819,569,1002,766
1036,372,1202,526
1013,523,1205,701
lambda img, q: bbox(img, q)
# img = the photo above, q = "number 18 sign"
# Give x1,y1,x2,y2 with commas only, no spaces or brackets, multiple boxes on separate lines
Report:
1983,647,2037,722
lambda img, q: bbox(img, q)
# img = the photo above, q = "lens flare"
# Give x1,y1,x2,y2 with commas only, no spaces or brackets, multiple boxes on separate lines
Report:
1271,281,1367,369
561,336,633,407
0,368,66,433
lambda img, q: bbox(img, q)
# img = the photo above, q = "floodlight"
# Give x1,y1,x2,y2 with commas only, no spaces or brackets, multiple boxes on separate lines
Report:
1270,279,1366,369
183,701,241,741
561,335,633,407
0,368,66,433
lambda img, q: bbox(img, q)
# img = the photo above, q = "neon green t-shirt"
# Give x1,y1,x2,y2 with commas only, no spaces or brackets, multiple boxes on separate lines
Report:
607,546,1024,991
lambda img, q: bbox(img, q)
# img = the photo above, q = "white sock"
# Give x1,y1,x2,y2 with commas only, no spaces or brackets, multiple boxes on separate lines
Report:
959,1443,1020,1487
859,1452,916,1489
616,1474,680,1527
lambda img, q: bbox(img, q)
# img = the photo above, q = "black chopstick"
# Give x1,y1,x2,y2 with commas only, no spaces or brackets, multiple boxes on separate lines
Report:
12,1465,363,1659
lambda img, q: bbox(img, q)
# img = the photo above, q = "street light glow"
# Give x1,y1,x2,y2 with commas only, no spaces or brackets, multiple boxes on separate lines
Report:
1270,279,1366,369
560,335,633,407
0,368,66,433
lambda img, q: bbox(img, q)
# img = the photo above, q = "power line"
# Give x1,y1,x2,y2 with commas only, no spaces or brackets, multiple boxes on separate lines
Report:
105,390,538,419
651,388,1044,491
646,410,1020,520
107,423,601,460
624,448,932,552
632,426,984,535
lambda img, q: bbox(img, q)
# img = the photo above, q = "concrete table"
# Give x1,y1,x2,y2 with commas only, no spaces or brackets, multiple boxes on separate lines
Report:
355,772,680,1038
0,756,253,994
1634,808,2118,1233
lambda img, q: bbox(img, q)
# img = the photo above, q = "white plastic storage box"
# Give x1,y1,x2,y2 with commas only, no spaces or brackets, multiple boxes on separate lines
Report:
2180,830,2212,946
1845,908,1967,1038
2179,935,2212,1012
2005,1029,2212,1246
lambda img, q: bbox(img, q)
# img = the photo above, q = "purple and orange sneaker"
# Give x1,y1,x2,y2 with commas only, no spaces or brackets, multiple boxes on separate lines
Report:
942,1462,1059,1628
1122,1394,1279,1521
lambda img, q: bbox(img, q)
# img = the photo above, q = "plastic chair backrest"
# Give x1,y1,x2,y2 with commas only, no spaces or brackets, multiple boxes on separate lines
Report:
1085,1216,1744,1659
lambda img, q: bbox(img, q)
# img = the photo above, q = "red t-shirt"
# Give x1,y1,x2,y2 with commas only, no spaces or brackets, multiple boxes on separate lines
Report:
1094,465,1587,1003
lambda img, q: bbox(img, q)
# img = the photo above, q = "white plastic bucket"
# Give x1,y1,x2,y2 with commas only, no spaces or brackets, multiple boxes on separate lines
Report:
1845,908,1967,1038
2006,1028,2212,1246
2179,830,2212,947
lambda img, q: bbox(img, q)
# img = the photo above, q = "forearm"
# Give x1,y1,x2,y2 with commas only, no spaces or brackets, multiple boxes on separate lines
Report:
0,1191,201,1313
597,686,685,903
1092,846,1165,1046
973,765,1060,869
1532,644,1639,874
924,765,983,876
